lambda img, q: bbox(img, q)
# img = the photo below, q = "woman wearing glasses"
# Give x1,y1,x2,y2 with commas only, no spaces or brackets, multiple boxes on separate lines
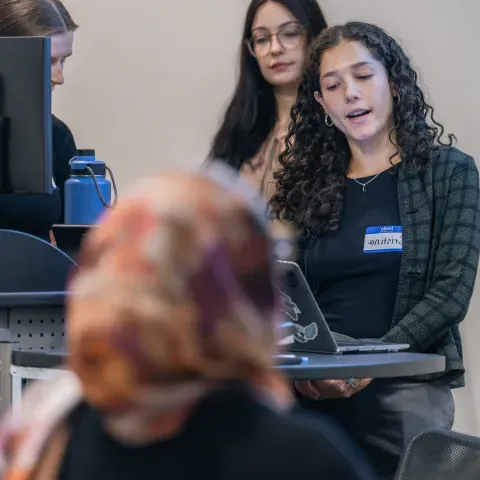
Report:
209,0,327,200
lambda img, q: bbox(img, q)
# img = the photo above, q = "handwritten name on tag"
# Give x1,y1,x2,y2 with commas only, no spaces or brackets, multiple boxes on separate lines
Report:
364,226,402,253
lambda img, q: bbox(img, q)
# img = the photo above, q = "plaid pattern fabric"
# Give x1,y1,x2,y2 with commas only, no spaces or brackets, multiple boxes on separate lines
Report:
303,147,480,388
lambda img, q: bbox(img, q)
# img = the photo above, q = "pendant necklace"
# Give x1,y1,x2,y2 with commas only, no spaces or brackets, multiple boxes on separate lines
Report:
351,172,381,192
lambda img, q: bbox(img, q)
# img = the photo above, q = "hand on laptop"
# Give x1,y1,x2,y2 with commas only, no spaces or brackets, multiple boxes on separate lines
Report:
295,378,372,400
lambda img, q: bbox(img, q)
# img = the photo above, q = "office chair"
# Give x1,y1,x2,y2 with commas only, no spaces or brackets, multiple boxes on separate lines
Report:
395,428,480,479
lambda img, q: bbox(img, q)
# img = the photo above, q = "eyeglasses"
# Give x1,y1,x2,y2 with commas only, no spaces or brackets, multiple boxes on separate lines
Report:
246,24,306,58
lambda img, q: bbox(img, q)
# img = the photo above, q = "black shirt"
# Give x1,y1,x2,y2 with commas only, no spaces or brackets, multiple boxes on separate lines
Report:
0,115,76,241
307,168,401,339
59,386,376,480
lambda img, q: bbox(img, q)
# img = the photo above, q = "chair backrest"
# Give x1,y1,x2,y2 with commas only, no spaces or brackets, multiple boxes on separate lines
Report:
0,229,76,294
395,428,480,480
0,230,77,351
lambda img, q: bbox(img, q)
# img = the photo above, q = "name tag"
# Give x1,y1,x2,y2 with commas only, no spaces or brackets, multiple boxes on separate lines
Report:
364,226,402,253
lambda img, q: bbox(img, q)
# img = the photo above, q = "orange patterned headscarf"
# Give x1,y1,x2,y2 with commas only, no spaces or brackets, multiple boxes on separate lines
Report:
0,164,292,478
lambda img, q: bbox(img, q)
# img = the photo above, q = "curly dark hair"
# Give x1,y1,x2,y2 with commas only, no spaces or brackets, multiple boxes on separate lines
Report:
270,21,455,233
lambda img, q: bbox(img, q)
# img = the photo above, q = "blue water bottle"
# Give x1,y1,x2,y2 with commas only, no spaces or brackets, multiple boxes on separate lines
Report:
64,149,117,225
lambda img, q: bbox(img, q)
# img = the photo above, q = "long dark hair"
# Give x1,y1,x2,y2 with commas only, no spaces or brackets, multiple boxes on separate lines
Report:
209,0,327,170
270,21,454,233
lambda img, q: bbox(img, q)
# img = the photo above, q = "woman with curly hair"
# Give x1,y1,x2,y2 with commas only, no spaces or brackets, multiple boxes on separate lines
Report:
271,21,480,479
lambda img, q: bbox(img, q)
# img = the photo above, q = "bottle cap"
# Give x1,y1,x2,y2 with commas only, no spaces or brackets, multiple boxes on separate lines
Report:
77,149,95,157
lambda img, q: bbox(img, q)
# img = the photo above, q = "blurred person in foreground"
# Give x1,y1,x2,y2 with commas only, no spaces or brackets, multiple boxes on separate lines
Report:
0,164,375,480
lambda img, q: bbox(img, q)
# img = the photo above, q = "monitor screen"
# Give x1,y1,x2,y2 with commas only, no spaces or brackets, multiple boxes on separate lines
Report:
0,36,52,194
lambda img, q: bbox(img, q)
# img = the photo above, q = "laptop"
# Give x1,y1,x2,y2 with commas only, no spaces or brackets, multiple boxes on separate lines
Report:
52,224,93,258
275,260,409,354
274,321,307,366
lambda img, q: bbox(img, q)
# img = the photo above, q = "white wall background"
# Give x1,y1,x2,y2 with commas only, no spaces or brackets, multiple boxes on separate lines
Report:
55,0,480,434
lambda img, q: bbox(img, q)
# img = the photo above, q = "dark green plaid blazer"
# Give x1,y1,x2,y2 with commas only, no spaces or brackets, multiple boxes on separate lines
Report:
300,147,480,388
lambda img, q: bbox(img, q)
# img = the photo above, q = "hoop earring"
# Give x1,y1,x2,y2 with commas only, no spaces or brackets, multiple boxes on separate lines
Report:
325,113,333,127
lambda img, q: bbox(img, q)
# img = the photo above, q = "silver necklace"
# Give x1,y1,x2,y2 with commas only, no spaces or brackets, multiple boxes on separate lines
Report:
350,172,381,192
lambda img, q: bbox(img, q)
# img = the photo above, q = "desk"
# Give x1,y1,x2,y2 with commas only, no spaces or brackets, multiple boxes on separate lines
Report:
278,352,445,380
9,350,445,411
0,291,68,308
12,350,445,380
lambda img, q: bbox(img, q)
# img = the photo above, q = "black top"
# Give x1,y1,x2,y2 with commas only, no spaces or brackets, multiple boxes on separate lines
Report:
298,148,480,388
59,386,376,480
0,115,76,241
308,168,401,339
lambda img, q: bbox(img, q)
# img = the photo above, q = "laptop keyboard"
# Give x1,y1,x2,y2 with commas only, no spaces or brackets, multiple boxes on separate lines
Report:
336,338,364,346
332,332,387,346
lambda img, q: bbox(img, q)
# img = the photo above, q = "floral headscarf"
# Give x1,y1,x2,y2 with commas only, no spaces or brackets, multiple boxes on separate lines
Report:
0,164,292,479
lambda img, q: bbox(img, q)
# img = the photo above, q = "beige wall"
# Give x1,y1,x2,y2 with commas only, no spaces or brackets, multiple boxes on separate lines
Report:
55,0,480,434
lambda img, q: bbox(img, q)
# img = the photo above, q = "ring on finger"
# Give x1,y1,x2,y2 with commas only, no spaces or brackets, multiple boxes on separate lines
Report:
346,378,357,389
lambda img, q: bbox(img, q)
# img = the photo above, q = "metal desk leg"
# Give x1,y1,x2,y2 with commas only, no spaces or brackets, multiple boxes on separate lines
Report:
11,374,22,415
0,342,12,413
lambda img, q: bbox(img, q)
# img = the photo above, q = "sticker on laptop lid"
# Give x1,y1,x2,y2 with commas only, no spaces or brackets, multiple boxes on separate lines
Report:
277,286,318,344
364,226,402,253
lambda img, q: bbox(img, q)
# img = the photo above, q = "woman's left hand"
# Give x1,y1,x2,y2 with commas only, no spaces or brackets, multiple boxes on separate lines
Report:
342,377,373,395
296,377,373,400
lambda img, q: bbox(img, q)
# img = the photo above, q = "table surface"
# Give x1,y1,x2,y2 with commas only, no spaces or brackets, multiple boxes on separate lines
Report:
13,350,445,382
277,352,445,380
0,291,69,308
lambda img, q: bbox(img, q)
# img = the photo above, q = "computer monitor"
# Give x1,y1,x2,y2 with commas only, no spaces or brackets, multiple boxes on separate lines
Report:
0,36,52,194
